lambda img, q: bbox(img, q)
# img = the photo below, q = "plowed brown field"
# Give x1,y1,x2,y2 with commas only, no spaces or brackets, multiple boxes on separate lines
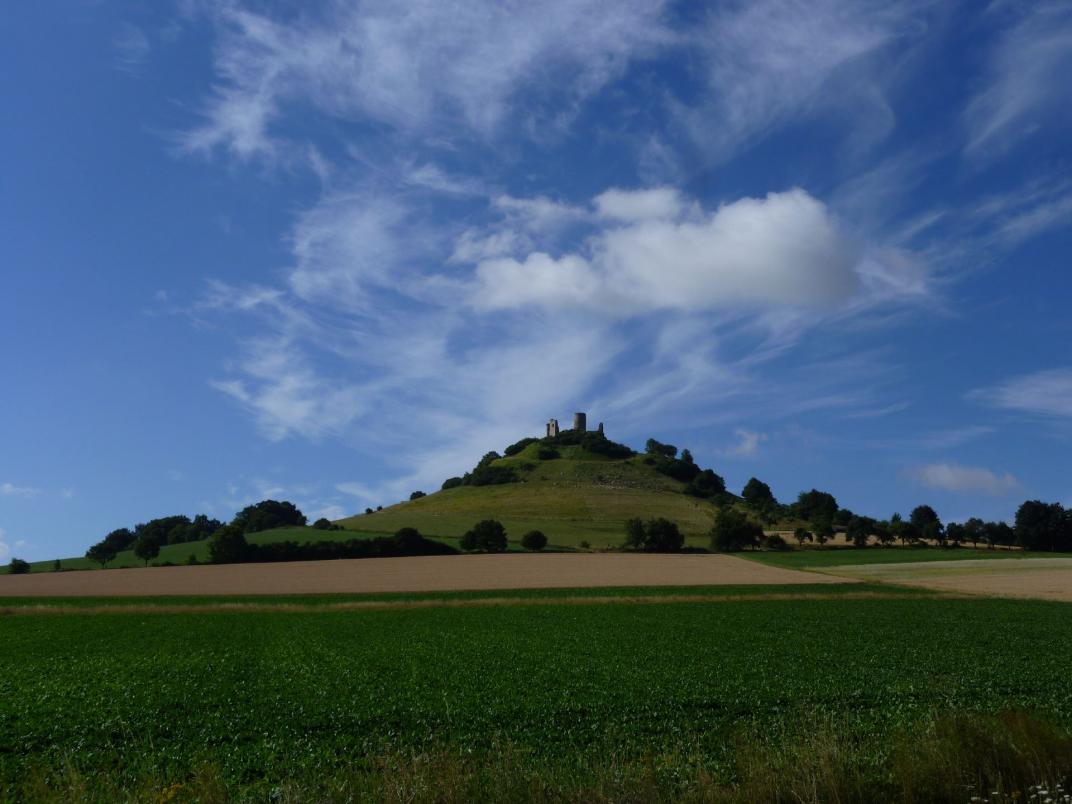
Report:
0,553,852,597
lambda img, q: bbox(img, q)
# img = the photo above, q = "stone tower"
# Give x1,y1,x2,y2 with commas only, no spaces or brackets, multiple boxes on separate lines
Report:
546,418,560,438
573,411,587,432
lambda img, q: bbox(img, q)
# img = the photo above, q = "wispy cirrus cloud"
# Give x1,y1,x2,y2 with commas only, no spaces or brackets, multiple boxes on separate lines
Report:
726,428,769,457
907,462,1020,495
1,482,41,497
964,2,1072,158
181,0,672,161
970,369,1072,418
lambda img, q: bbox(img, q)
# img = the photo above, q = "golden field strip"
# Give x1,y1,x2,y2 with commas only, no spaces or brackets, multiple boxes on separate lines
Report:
820,557,1072,602
0,553,853,597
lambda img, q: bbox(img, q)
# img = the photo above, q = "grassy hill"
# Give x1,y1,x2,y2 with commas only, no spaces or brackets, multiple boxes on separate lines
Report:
338,441,721,548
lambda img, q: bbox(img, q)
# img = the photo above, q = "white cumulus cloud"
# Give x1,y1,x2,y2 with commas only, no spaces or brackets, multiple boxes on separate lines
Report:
470,188,861,314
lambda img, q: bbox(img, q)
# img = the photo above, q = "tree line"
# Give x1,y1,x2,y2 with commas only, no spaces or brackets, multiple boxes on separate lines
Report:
84,499,307,567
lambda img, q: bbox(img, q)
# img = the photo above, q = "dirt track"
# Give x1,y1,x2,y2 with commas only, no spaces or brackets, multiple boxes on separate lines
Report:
0,553,852,597
824,558,1072,602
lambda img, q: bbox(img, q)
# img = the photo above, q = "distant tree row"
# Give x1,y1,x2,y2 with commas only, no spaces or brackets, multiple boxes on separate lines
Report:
207,526,454,564
85,499,308,567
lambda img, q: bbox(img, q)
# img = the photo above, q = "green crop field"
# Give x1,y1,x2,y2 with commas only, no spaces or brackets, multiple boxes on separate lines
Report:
3,589,1072,801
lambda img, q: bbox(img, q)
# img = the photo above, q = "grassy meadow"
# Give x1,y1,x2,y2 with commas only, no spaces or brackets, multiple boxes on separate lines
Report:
3,588,1072,801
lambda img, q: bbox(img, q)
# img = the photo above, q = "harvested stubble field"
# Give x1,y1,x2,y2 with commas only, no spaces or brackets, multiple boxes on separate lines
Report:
2,589,1072,801
0,552,851,597
821,557,1072,602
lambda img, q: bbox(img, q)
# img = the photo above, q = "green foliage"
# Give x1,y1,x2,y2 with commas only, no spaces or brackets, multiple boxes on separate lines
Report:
6,558,30,575
133,536,161,567
441,477,464,490
232,500,307,533
793,489,839,523
85,541,118,568
645,438,677,458
793,527,811,546
710,508,763,552
742,477,775,507
503,437,539,457
536,445,559,460
621,517,683,552
1015,500,1071,552
207,525,248,564
393,527,423,551
684,468,726,499
520,530,547,551
312,518,338,530
409,490,426,501
460,520,508,552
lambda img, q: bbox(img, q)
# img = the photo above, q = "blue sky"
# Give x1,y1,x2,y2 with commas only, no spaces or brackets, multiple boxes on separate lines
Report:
3,1,1071,561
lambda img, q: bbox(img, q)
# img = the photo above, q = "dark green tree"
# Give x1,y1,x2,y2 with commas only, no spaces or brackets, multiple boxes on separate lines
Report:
742,477,775,508
645,438,678,458
7,558,30,575
133,536,161,567
521,530,548,551
793,527,811,546
208,525,248,564
710,509,763,552
794,490,838,523
1015,500,1069,552
624,518,646,550
461,520,508,553
232,500,306,533
910,505,943,544
394,527,424,552
409,490,426,501
85,541,118,568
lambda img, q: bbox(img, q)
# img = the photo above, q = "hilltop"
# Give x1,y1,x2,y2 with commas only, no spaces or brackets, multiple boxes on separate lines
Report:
340,428,730,549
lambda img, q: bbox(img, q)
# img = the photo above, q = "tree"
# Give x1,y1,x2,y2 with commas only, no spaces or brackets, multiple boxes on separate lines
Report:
441,477,463,491
312,518,334,530
711,509,763,552
208,525,248,564
133,536,161,567
624,518,646,550
983,521,1014,549
845,516,872,548
409,491,426,501
890,512,906,545
741,478,776,510
7,558,30,575
232,500,306,533
86,541,118,568
622,518,683,552
521,530,548,551
793,527,811,547
461,520,508,553
52,559,62,572
873,520,894,547
945,522,965,547
394,527,423,552
684,469,726,499
794,490,838,523
910,505,942,545
810,516,834,546
963,517,985,549
1015,500,1070,552
645,438,678,458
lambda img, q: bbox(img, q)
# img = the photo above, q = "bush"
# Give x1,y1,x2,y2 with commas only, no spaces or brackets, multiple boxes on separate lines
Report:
441,477,464,491
684,468,727,499
186,554,200,565
536,446,560,460
51,559,61,572
521,530,547,551
503,437,539,456
7,558,30,575
711,509,763,552
579,540,591,549
409,490,426,501
461,520,508,553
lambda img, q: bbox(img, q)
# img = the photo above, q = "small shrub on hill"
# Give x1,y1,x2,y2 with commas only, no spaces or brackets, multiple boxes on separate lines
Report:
441,477,464,490
536,446,559,460
521,530,548,551
409,490,426,501
764,534,790,551
7,558,30,575
503,437,539,456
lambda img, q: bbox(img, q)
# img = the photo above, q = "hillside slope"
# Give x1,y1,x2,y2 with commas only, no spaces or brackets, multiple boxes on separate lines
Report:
339,442,721,548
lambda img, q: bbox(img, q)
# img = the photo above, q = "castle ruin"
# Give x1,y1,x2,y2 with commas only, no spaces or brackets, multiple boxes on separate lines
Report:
546,412,604,438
